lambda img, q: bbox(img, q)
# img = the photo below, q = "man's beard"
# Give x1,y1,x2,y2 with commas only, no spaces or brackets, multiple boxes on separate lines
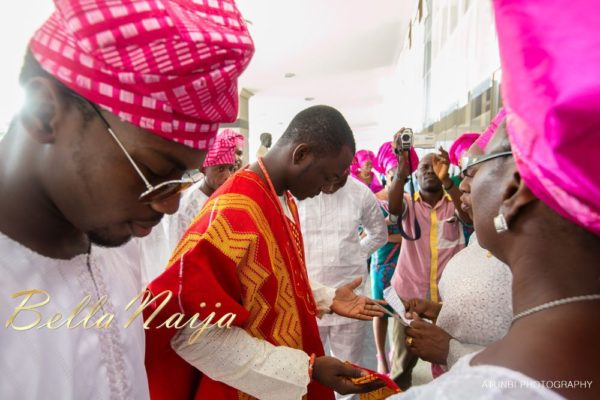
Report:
87,229,132,248
420,179,443,193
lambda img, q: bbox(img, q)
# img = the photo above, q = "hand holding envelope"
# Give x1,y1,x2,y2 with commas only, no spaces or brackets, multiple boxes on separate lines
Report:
381,287,433,326
347,362,401,400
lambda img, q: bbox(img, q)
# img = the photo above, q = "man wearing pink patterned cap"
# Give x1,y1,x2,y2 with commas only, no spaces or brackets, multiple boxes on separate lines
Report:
179,128,246,227
219,128,246,171
210,128,247,171
0,0,253,399
139,129,245,282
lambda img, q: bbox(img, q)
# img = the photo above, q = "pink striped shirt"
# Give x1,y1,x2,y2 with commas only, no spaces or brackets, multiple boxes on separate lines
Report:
391,192,465,302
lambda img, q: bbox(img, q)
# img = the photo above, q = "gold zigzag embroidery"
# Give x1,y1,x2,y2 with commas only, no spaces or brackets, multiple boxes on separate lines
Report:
204,215,272,339
169,193,303,350
168,232,202,267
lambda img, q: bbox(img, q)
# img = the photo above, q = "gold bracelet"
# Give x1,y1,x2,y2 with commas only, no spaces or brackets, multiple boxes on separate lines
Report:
308,353,316,382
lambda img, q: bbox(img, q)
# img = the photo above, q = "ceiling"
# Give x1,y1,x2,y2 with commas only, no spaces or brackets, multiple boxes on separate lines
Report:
235,0,418,153
0,0,417,152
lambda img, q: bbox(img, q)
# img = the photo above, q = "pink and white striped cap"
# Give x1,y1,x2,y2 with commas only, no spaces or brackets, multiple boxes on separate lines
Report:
202,128,244,167
29,0,255,150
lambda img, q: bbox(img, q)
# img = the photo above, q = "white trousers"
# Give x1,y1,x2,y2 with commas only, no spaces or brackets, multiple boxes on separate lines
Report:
318,321,368,400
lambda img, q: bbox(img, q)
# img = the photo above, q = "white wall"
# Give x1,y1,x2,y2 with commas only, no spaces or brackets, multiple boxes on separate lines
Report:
0,1,54,132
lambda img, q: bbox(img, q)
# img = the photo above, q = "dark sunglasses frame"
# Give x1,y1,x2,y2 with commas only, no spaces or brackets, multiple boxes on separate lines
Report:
461,151,513,178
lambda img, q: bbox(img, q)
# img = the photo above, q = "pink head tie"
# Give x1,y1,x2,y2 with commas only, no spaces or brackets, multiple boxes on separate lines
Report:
375,142,398,174
351,150,376,176
374,142,419,174
203,129,244,168
350,149,384,193
449,133,480,166
30,0,255,150
493,0,600,235
474,108,506,152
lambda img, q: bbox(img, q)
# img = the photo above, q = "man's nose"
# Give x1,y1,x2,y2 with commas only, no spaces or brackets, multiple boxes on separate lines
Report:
149,192,182,215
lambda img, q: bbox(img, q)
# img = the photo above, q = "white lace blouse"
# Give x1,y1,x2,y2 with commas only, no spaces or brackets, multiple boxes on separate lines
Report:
436,234,513,368
394,352,565,399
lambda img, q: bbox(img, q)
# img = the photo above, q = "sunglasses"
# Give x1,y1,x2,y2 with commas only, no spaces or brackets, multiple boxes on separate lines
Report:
461,151,513,178
87,102,202,204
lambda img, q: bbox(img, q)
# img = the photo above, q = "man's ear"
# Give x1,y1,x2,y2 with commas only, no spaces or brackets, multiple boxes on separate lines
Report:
291,143,312,165
19,77,64,144
499,166,537,228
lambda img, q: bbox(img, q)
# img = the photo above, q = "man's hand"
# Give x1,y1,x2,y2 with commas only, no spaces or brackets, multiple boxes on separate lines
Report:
313,356,385,395
404,298,442,320
331,277,386,321
405,314,451,365
432,147,450,183
392,128,406,153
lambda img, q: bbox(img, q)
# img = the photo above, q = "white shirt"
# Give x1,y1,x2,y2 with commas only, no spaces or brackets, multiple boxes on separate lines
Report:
138,180,209,285
298,177,387,325
164,180,210,254
394,352,564,399
437,234,513,368
0,232,149,400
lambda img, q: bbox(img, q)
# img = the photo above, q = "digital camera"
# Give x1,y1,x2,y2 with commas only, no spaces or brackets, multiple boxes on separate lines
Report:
399,128,413,151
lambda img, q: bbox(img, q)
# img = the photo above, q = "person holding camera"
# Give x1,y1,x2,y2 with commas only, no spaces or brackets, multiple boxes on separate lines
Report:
386,129,472,390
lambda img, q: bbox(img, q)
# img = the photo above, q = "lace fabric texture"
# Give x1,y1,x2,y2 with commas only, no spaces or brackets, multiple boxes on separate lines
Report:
436,235,513,368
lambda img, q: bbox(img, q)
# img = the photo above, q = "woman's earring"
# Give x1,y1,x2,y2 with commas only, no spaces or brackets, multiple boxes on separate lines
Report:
493,212,509,233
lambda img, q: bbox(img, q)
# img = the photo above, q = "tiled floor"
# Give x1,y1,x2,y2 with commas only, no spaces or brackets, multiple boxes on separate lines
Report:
360,319,433,386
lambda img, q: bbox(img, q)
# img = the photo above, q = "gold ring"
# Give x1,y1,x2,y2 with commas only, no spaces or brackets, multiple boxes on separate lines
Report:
406,336,413,346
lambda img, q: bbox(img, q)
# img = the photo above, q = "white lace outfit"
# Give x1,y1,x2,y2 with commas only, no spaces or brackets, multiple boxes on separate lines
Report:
437,234,513,368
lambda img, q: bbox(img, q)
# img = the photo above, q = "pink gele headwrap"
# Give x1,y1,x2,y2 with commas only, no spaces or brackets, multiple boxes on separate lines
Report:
474,108,506,152
30,0,255,150
374,141,419,174
493,0,600,235
351,149,384,193
350,149,376,176
449,133,480,166
375,142,398,174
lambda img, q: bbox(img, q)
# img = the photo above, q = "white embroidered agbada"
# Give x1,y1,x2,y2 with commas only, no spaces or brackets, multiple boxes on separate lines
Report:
392,352,564,400
0,232,149,399
137,179,209,285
